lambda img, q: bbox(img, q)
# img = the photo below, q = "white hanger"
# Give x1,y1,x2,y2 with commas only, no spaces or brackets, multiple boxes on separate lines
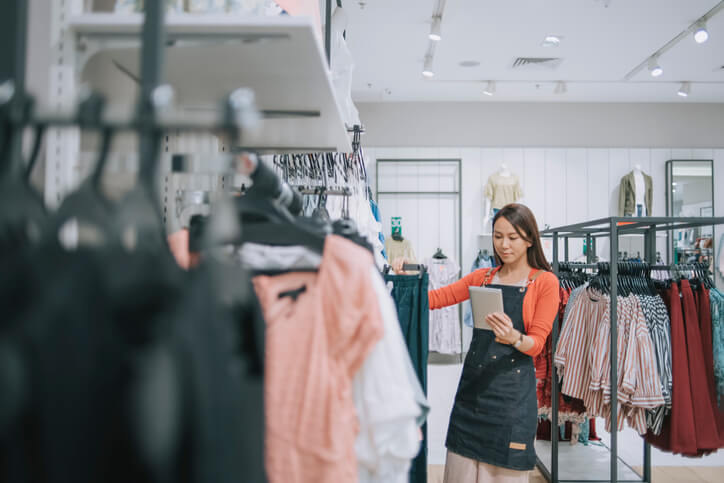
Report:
499,163,511,177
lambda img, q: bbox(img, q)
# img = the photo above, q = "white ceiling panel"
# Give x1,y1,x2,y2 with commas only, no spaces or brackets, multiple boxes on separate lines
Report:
344,0,724,102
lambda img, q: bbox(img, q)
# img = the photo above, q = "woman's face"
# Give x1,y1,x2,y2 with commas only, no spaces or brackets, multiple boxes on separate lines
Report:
493,216,533,265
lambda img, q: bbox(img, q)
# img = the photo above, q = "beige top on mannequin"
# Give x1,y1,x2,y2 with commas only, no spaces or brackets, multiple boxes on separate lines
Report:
484,164,524,213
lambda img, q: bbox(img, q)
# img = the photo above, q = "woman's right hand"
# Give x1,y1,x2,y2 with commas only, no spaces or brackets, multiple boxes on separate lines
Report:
391,258,408,274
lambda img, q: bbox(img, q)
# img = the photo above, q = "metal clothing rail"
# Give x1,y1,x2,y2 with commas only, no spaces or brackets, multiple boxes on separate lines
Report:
537,216,724,483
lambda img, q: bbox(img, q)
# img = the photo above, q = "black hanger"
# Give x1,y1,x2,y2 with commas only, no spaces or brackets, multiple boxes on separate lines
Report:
0,90,47,251
234,163,326,254
433,247,447,259
46,93,118,247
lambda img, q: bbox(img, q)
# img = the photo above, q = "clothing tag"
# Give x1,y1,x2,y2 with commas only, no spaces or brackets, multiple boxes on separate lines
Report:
278,285,307,302
509,442,526,450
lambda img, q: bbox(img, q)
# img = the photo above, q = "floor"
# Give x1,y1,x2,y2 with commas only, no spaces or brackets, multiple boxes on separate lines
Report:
428,464,724,482
428,465,546,483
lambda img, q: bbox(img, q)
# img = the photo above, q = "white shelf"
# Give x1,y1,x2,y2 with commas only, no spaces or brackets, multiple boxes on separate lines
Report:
69,13,351,153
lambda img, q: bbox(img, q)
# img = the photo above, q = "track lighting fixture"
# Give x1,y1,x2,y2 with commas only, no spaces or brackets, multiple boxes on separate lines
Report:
694,21,709,43
422,55,434,77
483,81,496,96
648,57,663,77
429,16,442,41
541,35,561,47
677,81,691,97
554,81,567,94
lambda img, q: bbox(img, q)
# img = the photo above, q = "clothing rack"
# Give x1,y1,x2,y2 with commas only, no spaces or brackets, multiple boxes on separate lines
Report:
297,187,351,196
539,216,724,483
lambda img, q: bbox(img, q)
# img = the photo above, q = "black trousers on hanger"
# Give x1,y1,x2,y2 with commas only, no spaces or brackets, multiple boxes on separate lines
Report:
383,272,429,483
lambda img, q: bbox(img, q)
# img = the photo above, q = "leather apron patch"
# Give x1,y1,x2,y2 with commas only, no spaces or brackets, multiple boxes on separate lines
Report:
509,442,526,450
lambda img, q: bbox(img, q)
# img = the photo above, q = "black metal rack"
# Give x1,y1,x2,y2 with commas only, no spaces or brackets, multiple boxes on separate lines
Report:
537,216,724,483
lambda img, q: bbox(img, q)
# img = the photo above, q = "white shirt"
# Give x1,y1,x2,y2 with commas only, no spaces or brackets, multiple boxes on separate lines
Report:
354,268,424,483
634,170,646,214
426,256,462,354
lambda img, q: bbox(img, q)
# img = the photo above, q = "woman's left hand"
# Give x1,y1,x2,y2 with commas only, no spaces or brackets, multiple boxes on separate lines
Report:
486,312,518,345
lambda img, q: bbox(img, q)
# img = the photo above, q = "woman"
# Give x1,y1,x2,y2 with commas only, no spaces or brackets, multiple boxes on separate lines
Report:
395,203,559,482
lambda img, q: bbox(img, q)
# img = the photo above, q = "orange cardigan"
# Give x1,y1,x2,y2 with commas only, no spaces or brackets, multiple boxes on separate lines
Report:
429,266,560,357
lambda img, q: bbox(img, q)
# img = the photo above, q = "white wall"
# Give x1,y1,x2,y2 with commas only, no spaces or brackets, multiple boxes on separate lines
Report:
358,102,724,149
367,146,724,465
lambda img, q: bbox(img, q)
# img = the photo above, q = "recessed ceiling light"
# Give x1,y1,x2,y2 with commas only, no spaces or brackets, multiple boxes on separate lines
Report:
429,16,442,41
648,57,663,77
694,21,709,44
541,35,561,47
422,55,434,77
459,60,480,67
677,81,691,97
483,81,496,96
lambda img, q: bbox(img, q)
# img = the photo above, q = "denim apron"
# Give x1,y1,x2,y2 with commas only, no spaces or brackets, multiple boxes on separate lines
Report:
445,272,538,471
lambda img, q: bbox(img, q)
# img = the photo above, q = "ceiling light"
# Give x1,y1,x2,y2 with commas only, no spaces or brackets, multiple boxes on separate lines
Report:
648,57,663,77
459,60,480,67
429,16,442,41
483,81,496,96
677,81,691,97
541,35,561,47
422,56,434,77
694,21,709,43
554,81,567,94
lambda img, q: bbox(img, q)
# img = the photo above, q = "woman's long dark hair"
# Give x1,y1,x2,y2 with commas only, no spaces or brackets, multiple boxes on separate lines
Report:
492,203,552,271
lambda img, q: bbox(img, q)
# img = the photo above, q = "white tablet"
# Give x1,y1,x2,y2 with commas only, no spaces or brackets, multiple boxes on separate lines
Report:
469,286,504,330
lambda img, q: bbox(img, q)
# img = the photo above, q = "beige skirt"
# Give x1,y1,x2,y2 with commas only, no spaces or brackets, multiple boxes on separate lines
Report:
443,450,529,483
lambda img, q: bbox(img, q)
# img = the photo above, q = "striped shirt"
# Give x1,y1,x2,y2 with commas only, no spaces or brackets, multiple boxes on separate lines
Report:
554,289,665,435
641,294,673,435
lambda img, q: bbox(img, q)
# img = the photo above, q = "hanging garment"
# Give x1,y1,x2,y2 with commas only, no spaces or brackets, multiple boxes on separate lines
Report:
355,267,425,483
446,278,537,472
696,286,724,444
646,283,698,455
718,234,724,279
383,272,430,483
555,291,664,435
640,294,673,435
425,256,462,354
484,173,524,211
536,287,588,432
463,256,494,328
679,280,720,451
0,245,266,483
385,237,417,264
253,235,385,483
368,195,387,260
618,170,653,217
711,288,724,406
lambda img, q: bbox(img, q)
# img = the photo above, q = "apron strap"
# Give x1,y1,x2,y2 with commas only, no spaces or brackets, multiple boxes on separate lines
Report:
527,269,544,286
481,266,502,286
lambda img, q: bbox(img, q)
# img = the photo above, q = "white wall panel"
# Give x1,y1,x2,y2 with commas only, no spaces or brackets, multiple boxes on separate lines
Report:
608,149,630,217
523,149,546,229
629,149,651,174
715,150,724,288
671,149,694,159
502,148,525,187
565,149,588,259
587,149,610,220
544,150,566,229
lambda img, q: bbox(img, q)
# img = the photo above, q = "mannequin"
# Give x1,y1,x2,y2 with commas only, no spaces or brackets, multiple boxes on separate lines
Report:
483,163,521,233
618,165,652,217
